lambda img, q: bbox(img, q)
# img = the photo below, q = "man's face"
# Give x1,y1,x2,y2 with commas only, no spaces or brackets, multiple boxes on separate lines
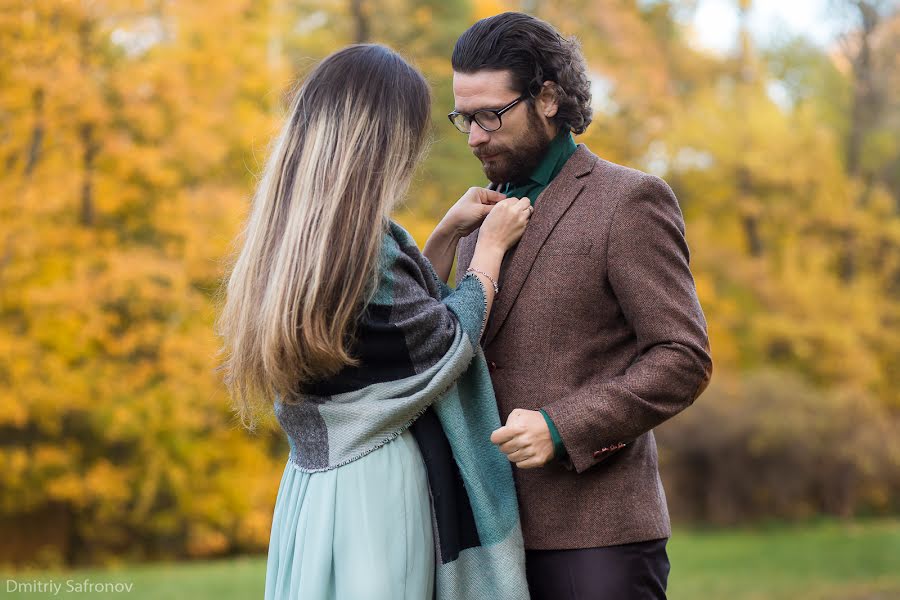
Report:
452,70,556,185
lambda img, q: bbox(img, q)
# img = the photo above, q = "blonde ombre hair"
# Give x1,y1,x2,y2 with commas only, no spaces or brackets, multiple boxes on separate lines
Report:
216,45,431,428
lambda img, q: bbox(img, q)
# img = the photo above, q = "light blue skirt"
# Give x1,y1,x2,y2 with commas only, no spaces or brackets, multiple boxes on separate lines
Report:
264,429,435,600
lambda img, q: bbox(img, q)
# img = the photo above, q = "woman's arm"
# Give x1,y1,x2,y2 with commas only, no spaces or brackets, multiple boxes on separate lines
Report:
423,187,507,281
454,196,533,331
422,222,462,282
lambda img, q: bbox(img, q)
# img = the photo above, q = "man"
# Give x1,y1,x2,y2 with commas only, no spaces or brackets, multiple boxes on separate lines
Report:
448,13,713,600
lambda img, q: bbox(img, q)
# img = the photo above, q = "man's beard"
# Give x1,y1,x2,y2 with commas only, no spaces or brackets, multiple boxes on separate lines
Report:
474,110,552,186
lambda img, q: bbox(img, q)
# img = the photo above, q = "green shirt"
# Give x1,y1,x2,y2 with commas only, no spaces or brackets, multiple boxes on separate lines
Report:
500,129,577,461
501,128,578,206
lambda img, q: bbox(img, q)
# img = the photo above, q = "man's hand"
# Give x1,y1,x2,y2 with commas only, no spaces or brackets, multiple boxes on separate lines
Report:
439,187,507,238
490,408,554,469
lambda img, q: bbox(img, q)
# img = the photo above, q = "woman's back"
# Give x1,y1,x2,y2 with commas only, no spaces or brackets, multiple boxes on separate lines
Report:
217,44,531,600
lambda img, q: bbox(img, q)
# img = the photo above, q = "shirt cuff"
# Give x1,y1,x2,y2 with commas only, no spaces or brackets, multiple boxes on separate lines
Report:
539,408,567,460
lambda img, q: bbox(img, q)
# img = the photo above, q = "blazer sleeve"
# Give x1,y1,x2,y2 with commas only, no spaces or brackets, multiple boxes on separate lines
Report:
542,174,713,474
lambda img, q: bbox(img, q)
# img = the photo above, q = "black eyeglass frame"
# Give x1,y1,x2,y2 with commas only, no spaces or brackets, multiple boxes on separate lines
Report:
447,93,529,134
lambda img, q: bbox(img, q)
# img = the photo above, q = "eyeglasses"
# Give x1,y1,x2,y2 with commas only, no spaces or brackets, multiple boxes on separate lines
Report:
447,93,528,134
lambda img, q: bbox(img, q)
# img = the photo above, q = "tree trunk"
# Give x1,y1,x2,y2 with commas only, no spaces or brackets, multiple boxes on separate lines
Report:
78,19,97,227
80,123,97,227
351,0,369,43
25,88,44,177
736,1,763,258
845,1,881,185
266,0,286,114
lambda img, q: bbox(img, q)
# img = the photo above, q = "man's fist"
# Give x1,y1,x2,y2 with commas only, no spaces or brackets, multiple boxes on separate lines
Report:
490,408,555,469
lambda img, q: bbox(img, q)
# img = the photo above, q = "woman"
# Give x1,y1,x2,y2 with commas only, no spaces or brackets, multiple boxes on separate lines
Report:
216,44,532,599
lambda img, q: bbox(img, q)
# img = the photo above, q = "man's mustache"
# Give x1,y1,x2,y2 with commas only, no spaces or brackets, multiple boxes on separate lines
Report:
474,146,506,160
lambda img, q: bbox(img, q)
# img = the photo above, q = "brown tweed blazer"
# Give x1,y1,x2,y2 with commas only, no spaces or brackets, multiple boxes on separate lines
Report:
455,144,713,550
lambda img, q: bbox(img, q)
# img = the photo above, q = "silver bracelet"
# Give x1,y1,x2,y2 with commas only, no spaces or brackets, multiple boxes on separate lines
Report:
465,267,499,295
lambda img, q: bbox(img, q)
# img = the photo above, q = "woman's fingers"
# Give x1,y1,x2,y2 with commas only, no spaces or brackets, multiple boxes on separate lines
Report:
479,195,534,249
479,188,507,204
463,186,506,206
517,198,533,224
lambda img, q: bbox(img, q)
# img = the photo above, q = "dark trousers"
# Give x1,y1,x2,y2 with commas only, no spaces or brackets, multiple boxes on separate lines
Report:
525,538,670,600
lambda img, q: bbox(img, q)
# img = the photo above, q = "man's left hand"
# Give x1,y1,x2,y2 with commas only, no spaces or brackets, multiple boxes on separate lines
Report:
490,408,554,469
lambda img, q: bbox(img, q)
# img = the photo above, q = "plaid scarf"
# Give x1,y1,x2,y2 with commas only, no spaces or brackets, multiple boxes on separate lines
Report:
274,220,528,599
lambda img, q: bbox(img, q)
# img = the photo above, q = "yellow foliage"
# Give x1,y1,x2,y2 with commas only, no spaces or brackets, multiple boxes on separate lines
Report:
0,0,897,566
474,0,515,20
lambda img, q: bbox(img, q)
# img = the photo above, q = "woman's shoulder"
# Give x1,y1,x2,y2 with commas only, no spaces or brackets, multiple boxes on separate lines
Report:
386,219,417,251
381,219,444,299
369,220,419,289
376,220,412,271
382,220,429,271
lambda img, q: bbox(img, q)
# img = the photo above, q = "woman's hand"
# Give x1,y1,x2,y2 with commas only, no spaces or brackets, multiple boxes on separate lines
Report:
478,196,533,252
464,196,531,327
424,187,508,282
438,187,508,238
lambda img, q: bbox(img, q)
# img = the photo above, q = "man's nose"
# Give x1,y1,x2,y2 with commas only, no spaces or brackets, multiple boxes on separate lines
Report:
468,124,489,148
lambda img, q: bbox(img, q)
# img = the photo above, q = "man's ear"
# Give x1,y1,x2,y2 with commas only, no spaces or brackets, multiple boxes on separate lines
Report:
537,81,560,118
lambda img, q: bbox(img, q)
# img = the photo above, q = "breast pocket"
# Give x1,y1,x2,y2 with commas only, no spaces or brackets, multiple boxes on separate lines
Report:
530,237,600,346
539,238,593,257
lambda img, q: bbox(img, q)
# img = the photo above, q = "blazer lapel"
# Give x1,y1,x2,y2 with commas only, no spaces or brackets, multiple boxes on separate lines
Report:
482,144,597,347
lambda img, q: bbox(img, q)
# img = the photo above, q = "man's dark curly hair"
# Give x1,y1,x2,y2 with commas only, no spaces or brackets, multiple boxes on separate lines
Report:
452,12,593,135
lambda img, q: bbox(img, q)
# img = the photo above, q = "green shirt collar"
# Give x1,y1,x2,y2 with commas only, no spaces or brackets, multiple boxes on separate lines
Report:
502,129,577,200
529,128,577,187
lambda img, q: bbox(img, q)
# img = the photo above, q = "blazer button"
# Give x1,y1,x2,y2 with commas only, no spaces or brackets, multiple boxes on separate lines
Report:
593,450,603,459
488,361,497,373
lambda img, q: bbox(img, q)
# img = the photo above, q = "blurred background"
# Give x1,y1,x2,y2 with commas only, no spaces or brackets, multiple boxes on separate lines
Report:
1,0,898,598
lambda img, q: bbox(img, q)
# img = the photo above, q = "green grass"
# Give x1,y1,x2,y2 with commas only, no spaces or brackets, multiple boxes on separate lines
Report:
2,520,898,599
667,519,900,600
1,557,265,599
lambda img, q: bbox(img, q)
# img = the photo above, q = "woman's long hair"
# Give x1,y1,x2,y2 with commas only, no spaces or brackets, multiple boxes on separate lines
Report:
216,45,431,429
